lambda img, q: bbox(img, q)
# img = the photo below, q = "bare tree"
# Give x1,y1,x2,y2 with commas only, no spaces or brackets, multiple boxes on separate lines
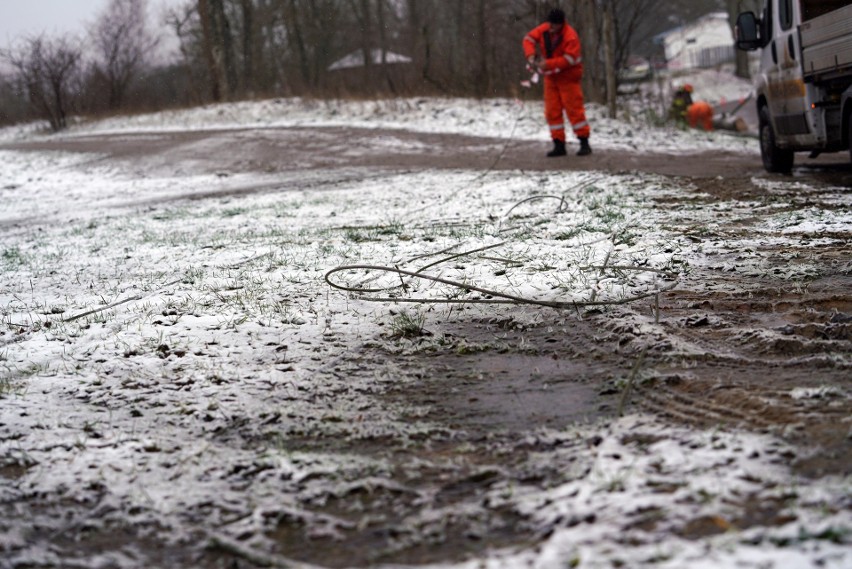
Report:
2,34,83,131
238,0,256,93
163,0,204,102
273,0,343,94
281,0,311,90
89,0,160,110
348,0,378,90
376,0,398,94
571,0,605,104
612,0,663,69
602,1,617,117
473,0,489,97
198,0,237,101
403,0,445,92
165,2,207,104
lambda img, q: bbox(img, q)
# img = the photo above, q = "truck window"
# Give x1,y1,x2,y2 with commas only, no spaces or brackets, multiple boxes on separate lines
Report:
801,0,850,21
779,0,794,30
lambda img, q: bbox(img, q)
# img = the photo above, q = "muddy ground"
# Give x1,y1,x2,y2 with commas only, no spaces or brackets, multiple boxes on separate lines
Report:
2,128,851,567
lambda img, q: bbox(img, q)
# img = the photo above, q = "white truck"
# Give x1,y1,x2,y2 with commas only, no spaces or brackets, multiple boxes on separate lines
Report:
736,0,852,172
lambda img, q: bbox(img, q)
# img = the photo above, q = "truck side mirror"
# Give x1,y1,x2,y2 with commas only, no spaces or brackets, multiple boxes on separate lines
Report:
735,12,763,51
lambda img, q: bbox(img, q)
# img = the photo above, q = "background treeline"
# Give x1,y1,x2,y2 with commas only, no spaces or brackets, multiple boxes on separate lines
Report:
0,0,742,131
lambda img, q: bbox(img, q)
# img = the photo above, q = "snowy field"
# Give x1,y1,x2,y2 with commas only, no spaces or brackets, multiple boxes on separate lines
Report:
0,92,850,569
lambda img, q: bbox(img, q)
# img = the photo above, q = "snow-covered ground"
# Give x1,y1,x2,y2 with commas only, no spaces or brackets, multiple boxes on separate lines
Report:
0,87,759,154
0,92,849,569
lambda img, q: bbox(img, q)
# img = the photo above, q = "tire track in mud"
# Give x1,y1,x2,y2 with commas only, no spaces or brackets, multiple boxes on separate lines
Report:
631,368,851,478
634,380,775,429
628,173,852,477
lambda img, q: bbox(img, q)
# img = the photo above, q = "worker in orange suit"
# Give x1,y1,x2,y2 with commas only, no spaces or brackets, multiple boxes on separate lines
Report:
687,101,714,131
670,84,694,124
523,8,592,157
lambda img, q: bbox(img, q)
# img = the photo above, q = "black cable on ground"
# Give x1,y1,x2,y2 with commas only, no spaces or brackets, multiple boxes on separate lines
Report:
325,263,679,309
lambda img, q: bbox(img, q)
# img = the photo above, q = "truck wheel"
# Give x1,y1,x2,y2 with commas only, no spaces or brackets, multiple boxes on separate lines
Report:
759,106,794,173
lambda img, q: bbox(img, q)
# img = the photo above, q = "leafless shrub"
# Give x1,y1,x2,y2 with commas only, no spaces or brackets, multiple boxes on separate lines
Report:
2,34,83,131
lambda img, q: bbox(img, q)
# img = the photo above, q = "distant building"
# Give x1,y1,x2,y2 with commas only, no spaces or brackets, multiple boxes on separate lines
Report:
328,49,412,71
326,49,414,95
655,12,735,71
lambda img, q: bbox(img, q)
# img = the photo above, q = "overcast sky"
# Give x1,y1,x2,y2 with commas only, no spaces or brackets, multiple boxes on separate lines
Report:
0,0,182,46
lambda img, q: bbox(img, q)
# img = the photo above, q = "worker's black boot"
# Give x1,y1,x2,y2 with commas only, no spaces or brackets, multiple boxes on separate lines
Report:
577,137,592,156
547,139,567,157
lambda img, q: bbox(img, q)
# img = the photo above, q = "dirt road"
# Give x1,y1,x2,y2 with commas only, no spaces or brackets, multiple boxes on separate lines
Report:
2,128,850,567
7,125,852,182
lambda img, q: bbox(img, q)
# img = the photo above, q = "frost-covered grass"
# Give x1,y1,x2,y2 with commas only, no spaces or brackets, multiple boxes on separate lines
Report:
0,96,850,569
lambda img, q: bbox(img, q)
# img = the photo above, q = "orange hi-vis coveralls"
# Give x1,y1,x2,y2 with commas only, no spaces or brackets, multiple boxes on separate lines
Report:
523,22,591,142
687,101,714,131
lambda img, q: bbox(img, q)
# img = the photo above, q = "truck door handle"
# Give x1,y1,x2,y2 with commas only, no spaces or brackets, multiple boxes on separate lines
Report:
772,41,778,64
788,35,796,60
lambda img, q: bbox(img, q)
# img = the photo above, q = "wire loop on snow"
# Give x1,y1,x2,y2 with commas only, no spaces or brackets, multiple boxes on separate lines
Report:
323,130,680,310
324,263,679,309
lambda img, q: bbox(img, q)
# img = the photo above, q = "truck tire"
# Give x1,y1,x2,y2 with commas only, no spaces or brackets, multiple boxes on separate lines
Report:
759,106,794,173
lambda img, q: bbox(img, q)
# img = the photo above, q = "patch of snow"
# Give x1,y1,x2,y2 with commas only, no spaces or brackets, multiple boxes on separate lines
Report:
791,386,845,400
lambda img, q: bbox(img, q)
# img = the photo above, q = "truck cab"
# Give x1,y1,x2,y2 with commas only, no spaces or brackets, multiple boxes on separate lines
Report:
736,0,852,172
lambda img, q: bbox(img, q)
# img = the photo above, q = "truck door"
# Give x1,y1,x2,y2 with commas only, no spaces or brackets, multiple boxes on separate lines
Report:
765,0,812,145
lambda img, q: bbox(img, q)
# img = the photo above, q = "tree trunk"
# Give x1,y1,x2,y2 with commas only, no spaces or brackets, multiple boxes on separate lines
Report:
408,0,442,92
354,0,374,88
377,0,397,94
473,0,488,98
575,0,604,104
198,0,236,101
285,0,311,90
603,1,618,118
218,1,238,98
240,0,254,94
198,0,223,101
451,1,464,90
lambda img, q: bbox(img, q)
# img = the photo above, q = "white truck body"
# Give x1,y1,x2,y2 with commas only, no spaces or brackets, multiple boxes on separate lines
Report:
737,0,852,172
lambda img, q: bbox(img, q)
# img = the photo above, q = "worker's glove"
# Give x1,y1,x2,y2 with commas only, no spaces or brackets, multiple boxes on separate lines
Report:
522,56,542,87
